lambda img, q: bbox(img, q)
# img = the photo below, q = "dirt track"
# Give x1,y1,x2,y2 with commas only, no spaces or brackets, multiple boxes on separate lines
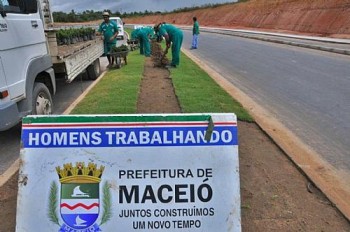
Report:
1,43,350,231
125,0,350,38
132,44,350,231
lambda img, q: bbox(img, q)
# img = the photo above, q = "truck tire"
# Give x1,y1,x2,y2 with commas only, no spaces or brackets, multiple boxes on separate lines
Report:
32,82,53,115
87,59,101,80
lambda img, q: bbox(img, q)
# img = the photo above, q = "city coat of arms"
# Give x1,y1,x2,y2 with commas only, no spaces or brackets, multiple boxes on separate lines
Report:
48,162,112,232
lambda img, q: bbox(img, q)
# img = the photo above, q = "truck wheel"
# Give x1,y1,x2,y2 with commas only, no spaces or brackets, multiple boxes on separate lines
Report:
32,83,53,115
87,59,101,80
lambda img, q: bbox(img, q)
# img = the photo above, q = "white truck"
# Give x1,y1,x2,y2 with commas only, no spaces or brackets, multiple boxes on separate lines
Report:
109,16,125,40
0,0,103,131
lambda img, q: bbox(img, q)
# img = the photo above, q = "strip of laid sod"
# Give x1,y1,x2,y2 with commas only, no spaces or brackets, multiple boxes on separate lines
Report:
170,53,253,121
70,50,143,114
71,43,253,122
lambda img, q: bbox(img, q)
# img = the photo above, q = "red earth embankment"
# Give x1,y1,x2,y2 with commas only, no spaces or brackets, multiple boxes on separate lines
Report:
125,0,350,38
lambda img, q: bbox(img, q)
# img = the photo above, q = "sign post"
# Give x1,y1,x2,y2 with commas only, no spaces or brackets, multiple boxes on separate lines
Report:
17,113,241,232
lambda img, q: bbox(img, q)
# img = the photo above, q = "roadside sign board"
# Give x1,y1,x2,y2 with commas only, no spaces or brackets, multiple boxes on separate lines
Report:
16,114,240,232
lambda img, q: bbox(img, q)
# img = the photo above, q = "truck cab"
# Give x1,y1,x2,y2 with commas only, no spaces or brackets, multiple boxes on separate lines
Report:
109,17,124,40
0,0,55,131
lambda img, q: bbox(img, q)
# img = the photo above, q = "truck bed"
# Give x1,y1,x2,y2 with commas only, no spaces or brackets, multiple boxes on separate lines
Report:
47,32,104,83
55,37,102,61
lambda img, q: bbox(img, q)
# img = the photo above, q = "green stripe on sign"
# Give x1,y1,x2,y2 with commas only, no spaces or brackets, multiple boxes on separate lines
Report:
22,114,212,124
61,183,99,199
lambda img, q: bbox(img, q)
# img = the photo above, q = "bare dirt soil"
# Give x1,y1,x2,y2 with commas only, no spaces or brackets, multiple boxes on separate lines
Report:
125,0,350,39
136,42,179,113
135,44,350,231
1,45,350,232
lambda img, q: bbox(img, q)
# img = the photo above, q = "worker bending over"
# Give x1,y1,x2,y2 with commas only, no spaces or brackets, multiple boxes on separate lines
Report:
154,23,183,68
131,27,154,57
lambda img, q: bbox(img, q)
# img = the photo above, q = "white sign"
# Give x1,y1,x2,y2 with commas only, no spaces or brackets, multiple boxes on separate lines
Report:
17,113,240,232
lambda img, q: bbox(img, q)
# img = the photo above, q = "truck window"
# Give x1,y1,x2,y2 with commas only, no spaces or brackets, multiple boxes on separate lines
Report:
1,0,28,14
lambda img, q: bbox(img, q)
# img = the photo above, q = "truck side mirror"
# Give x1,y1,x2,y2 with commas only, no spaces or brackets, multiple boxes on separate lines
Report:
25,0,38,14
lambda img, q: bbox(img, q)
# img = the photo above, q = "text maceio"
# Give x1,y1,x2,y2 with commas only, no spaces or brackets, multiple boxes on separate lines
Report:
119,184,213,204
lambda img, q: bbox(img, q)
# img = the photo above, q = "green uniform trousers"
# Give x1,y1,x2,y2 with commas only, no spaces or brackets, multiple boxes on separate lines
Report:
171,30,183,66
139,32,151,57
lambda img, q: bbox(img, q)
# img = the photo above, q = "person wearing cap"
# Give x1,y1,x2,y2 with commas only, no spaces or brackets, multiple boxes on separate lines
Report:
154,23,183,68
98,11,119,68
131,27,154,57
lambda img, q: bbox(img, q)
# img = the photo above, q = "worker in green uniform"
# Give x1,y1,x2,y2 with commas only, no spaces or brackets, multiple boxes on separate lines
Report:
191,16,200,49
154,23,183,68
98,11,120,68
131,27,154,57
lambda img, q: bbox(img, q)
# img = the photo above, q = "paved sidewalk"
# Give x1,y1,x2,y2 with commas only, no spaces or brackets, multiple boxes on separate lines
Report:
180,26,350,56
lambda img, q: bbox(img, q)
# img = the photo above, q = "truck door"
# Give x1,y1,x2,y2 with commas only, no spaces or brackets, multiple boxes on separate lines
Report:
0,0,47,101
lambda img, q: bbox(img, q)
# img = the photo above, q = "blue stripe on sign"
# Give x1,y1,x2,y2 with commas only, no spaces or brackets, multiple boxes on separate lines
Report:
22,126,238,148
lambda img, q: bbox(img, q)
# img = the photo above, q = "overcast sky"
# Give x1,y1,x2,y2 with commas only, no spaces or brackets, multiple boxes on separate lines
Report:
51,0,237,13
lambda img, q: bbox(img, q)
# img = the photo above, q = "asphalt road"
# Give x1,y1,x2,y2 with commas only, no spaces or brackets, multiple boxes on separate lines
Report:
1,30,350,184
0,30,129,176
0,57,109,175
182,31,350,175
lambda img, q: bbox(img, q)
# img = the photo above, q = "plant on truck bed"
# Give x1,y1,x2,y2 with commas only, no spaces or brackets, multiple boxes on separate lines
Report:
56,27,96,46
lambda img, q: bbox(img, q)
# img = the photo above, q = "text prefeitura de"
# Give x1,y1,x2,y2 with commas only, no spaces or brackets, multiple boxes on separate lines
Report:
27,129,234,146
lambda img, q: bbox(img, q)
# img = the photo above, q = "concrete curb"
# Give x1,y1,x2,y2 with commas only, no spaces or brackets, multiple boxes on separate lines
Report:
180,27,350,56
0,159,19,187
180,25,350,44
63,69,108,115
0,68,109,188
181,48,350,221
0,33,132,188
